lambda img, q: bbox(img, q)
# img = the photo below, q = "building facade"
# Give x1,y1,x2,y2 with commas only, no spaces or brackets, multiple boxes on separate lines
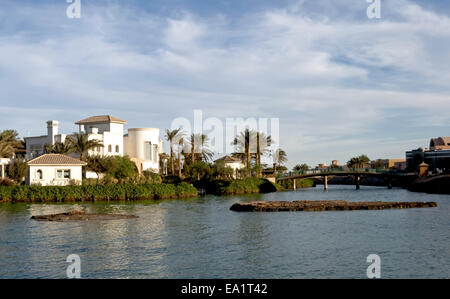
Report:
26,154,86,186
214,155,245,178
406,136,450,172
24,115,164,174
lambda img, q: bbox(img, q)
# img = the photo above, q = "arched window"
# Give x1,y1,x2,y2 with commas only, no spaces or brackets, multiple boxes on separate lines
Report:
115,145,120,153
108,145,112,152
36,170,43,180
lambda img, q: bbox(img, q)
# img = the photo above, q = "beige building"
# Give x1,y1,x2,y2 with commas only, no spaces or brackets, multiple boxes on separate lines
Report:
429,137,450,151
26,154,87,186
214,155,245,178
371,159,407,170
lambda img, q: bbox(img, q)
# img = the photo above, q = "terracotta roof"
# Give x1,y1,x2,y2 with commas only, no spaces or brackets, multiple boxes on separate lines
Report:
28,154,87,166
215,155,242,163
75,115,127,125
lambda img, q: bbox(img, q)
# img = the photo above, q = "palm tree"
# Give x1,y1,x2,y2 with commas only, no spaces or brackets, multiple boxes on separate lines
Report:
256,132,271,176
293,163,309,172
177,137,185,177
67,132,103,161
347,155,370,169
272,148,287,177
189,133,213,163
0,142,14,158
0,130,22,158
44,141,74,154
232,129,257,169
165,128,182,175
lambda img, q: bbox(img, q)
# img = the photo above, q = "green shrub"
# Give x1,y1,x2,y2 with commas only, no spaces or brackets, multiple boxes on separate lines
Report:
221,177,279,195
0,183,198,203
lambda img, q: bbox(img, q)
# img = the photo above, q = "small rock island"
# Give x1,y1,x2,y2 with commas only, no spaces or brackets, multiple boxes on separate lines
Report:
230,200,437,212
31,210,139,222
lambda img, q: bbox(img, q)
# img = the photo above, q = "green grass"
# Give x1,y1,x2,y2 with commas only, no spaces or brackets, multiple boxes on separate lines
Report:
0,182,198,203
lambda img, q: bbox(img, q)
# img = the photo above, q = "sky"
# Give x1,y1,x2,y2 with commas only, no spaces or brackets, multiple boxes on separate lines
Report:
0,0,450,168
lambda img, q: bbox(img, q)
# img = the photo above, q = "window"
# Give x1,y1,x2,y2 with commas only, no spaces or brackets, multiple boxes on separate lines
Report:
108,145,112,152
57,170,71,179
153,145,158,162
36,170,43,180
145,142,152,161
115,145,120,153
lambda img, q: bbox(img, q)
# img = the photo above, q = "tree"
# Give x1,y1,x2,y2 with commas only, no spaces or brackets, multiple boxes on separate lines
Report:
0,130,22,158
106,156,138,180
189,133,213,164
44,141,74,154
86,156,111,177
272,148,287,177
177,137,184,177
232,128,256,169
7,158,28,183
293,163,309,172
185,161,213,181
165,128,182,175
347,155,370,169
256,132,271,176
213,160,234,180
67,133,103,161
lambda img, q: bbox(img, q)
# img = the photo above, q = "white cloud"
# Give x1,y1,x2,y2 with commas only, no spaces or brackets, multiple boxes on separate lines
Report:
0,0,449,167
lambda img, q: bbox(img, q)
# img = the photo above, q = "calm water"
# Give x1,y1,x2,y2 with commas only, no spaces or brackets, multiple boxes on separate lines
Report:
0,185,449,279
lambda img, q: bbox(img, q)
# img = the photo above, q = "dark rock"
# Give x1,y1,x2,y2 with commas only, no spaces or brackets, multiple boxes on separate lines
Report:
31,210,139,222
230,200,437,212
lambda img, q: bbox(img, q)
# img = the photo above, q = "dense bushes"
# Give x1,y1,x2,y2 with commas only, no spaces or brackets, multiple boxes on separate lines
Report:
220,178,281,195
0,182,198,203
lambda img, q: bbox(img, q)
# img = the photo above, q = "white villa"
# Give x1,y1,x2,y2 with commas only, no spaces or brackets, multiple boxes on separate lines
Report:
26,154,86,186
24,115,163,184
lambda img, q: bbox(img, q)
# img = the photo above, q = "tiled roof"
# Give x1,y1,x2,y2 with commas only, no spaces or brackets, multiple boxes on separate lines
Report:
75,115,127,125
215,155,242,163
28,154,87,166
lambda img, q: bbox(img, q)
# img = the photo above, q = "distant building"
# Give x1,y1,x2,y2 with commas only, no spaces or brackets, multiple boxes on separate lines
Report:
214,155,245,178
371,159,407,171
316,163,328,170
406,136,450,172
26,154,86,186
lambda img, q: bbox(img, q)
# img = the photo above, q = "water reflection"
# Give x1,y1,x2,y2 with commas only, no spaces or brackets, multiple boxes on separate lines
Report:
0,185,449,278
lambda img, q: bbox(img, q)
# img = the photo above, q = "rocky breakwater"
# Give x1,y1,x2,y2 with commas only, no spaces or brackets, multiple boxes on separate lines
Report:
31,210,139,222
230,200,437,212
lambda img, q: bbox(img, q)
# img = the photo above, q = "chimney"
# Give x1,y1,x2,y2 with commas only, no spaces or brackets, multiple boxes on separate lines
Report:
47,120,59,145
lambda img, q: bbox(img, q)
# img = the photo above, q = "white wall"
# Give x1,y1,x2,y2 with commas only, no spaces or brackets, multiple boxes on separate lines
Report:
124,128,161,171
27,165,83,186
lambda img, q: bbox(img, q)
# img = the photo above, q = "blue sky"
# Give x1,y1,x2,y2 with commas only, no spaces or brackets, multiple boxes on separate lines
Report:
1,0,450,168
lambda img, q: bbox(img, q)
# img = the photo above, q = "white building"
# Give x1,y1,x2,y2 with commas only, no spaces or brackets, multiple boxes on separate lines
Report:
26,154,87,186
75,115,127,157
124,128,163,174
0,158,10,179
214,155,245,178
24,115,164,175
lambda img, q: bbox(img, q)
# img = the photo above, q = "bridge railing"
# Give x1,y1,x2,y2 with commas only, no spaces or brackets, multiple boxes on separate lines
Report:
277,168,398,179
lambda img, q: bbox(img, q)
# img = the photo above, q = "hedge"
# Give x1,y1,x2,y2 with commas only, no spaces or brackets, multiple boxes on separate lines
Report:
221,178,280,195
0,183,198,203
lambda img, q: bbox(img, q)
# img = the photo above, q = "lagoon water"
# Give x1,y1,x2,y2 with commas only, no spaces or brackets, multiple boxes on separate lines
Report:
0,185,449,279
